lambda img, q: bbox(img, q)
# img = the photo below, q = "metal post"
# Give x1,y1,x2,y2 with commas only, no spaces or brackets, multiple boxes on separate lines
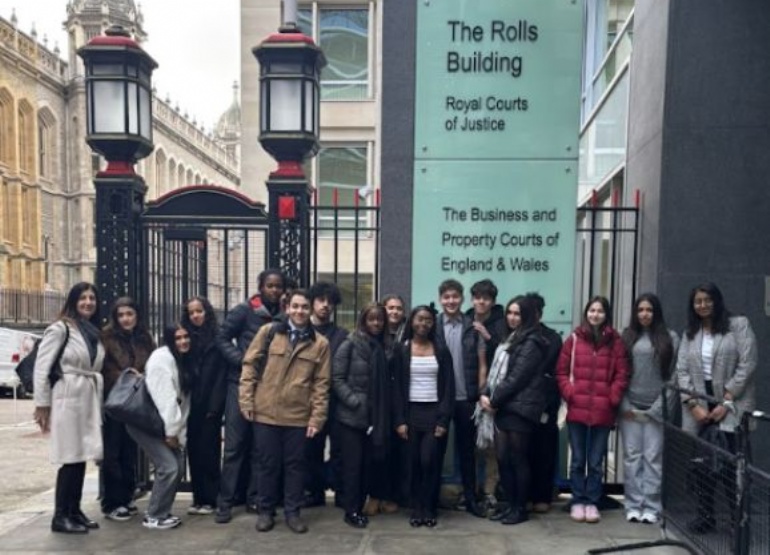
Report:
284,0,298,28
267,174,311,287
94,173,146,322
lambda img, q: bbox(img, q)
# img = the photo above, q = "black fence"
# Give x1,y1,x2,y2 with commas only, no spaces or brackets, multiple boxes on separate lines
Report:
590,384,769,555
309,189,381,330
0,288,65,327
575,197,640,494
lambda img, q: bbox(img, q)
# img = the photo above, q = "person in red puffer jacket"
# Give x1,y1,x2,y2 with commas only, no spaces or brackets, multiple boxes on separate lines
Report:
557,296,629,525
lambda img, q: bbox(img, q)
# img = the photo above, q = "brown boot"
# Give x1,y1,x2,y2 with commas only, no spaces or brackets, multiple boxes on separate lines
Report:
379,500,399,514
362,497,380,516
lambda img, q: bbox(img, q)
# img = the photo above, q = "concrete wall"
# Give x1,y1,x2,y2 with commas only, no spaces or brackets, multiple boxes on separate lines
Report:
628,0,770,462
379,0,416,305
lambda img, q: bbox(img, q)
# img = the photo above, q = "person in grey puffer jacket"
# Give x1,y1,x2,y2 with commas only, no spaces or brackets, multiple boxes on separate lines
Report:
332,303,392,529
620,293,679,525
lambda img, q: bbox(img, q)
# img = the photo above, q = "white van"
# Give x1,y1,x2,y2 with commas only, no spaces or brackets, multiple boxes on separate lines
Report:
0,327,40,394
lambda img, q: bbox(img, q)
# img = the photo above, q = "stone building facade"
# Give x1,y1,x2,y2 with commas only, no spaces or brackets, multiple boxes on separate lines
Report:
0,0,240,297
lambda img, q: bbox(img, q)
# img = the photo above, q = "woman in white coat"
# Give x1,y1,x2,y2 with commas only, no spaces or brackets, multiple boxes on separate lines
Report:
127,323,193,530
33,282,105,534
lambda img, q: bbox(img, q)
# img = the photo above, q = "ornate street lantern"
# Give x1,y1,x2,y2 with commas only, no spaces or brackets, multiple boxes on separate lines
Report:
77,24,157,320
253,15,326,286
78,25,158,173
253,24,326,173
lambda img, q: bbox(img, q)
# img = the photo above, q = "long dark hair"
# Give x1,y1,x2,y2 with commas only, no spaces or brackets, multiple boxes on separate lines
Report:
181,296,218,350
504,296,539,348
503,295,525,334
103,296,154,349
162,323,193,394
402,304,438,343
686,282,730,339
622,293,674,379
59,282,100,325
356,302,386,342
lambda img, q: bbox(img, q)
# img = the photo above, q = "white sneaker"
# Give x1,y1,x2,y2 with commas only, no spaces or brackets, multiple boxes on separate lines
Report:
142,515,182,530
105,506,132,522
626,509,642,523
188,505,215,515
640,512,658,524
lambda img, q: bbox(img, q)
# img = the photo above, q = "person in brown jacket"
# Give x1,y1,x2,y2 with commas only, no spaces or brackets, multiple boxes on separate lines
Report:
240,289,330,534
100,297,155,521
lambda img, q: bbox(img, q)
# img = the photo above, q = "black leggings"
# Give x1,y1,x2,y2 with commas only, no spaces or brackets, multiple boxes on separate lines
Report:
55,462,87,515
409,429,445,518
495,429,532,511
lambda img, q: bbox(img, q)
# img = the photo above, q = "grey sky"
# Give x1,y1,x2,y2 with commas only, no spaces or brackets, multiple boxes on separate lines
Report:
0,0,240,130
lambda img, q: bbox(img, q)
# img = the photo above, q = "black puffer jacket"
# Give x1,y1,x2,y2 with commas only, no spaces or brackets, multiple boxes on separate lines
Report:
216,295,282,382
332,334,385,430
539,324,563,420
490,327,549,424
466,304,506,368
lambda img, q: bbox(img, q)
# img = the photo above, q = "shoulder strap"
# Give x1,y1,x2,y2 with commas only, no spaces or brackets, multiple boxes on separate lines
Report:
54,321,70,365
569,333,576,383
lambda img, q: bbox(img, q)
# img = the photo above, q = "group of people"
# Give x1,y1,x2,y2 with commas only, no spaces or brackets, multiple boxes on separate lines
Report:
31,274,756,537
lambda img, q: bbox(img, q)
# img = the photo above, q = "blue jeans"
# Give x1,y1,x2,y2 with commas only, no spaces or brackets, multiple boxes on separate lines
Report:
568,423,611,506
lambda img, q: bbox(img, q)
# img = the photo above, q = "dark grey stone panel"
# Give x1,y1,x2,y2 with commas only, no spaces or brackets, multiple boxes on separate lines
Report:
665,0,770,129
380,0,417,305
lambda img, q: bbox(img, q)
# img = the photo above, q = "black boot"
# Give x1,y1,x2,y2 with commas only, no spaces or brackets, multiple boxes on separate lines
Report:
71,507,100,530
51,510,88,534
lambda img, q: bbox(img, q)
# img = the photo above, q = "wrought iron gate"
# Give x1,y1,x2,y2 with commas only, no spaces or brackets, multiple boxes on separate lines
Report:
139,186,270,336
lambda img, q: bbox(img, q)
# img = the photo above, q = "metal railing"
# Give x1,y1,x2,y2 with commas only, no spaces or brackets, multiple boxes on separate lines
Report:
590,384,769,554
0,288,65,327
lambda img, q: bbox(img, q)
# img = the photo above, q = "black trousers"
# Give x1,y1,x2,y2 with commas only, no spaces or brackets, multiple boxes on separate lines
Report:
255,423,306,517
452,400,478,501
391,432,411,506
409,428,445,519
100,414,137,513
495,429,532,511
305,416,342,500
187,408,222,507
218,382,258,508
528,420,558,504
55,462,87,515
336,422,368,515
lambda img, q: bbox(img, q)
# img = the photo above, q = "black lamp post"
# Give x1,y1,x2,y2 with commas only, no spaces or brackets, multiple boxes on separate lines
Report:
253,6,326,286
78,25,158,318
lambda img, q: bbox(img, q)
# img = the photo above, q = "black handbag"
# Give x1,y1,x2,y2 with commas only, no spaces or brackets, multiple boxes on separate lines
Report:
104,368,165,438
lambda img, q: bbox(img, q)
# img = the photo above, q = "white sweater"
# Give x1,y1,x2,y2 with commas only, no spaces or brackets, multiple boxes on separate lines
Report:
144,347,190,445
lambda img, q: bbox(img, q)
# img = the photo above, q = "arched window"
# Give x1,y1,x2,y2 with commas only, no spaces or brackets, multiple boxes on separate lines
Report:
17,100,35,176
194,172,201,184
37,107,58,179
177,164,185,188
186,168,193,184
168,158,177,190
155,149,167,196
0,88,16,166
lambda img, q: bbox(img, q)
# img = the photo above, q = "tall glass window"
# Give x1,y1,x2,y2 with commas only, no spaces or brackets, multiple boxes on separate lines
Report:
298,5,370,100
315,145,368,237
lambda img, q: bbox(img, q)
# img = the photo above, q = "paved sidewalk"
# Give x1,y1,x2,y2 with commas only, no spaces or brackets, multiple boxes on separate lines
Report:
0,473,689,555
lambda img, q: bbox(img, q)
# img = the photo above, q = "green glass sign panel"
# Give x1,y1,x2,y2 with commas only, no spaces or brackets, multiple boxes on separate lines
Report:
411,0,582,324
411,160,577,323
415,0,583,160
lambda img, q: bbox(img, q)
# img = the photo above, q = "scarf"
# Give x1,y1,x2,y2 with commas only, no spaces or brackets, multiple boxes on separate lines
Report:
353,333,391,457
77,319,100,365
473,331,514,449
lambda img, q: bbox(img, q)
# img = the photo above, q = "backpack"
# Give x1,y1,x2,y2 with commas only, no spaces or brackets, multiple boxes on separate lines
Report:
253,323,280,382
14,323,70,393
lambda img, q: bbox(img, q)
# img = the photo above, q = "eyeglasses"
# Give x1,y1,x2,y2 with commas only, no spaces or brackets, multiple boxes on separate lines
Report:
693,299,714,307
